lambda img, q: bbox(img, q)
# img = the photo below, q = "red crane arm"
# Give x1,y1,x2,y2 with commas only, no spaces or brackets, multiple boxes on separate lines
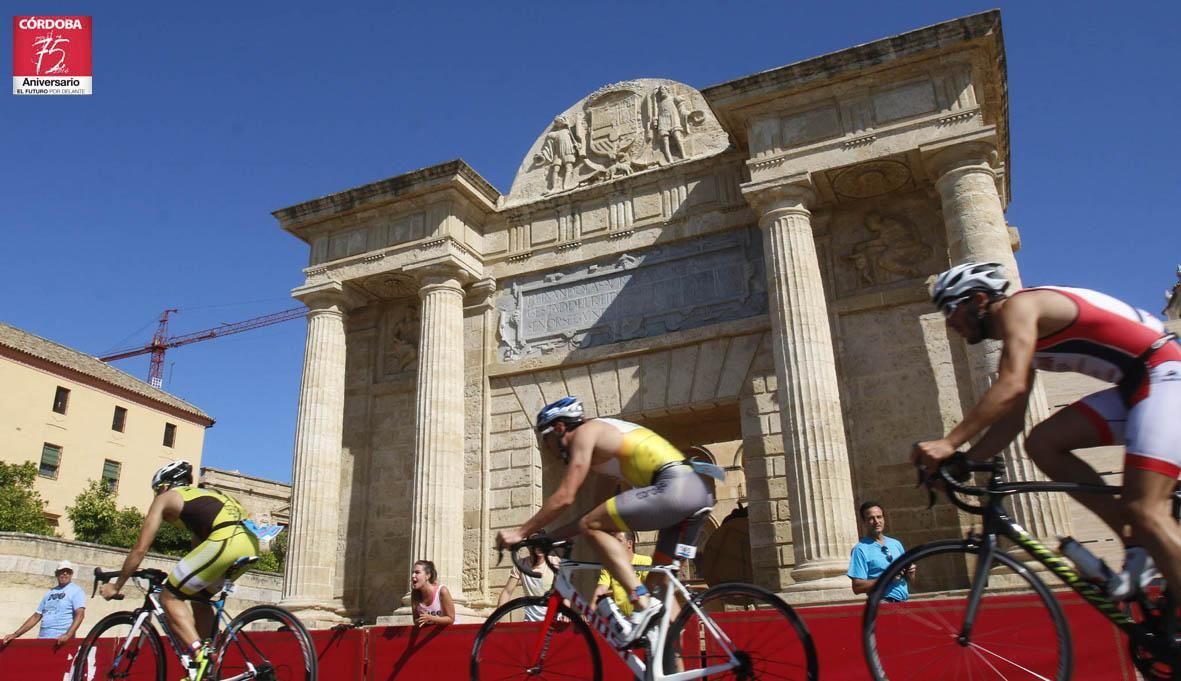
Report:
99,306,307,375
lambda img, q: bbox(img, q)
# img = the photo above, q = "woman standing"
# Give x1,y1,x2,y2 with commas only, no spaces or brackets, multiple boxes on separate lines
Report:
410,560,455,627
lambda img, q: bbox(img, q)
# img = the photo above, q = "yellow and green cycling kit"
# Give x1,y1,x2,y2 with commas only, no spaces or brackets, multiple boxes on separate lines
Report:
166,486,258,599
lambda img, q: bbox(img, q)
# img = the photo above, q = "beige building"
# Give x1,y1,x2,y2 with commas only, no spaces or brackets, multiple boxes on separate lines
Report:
0,323,213,537
270,11,1171,626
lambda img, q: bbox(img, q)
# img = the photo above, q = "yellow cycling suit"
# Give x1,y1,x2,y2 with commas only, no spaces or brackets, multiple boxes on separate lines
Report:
166,486,259,599
593,418,715,563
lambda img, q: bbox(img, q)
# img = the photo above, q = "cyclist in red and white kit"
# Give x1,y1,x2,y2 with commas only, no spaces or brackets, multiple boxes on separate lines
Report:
913,262,1181,600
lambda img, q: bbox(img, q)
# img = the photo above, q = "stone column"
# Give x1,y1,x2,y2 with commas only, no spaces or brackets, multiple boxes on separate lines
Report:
742,178,860,600
384,268,469,623
281,282,350,624
925,134,1072,539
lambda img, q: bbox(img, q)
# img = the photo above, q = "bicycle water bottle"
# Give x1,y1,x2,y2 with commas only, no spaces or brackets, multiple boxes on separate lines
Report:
596,597,629,642
1059,536,1113,583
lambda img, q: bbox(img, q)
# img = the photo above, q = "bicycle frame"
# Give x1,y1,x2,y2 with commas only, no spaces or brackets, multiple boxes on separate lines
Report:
105,576,241,679
937,460,1180,647
535,557,743,681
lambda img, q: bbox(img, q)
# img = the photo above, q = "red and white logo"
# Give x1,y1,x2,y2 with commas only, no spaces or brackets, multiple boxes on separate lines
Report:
13,16,92,95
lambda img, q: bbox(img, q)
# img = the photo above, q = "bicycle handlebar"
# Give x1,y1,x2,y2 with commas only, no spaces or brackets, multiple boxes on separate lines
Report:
498,535,571,579
915,453,1007,512
91,566,168,599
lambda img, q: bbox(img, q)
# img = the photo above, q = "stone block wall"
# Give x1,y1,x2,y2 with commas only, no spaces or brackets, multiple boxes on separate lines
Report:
0,533,281,638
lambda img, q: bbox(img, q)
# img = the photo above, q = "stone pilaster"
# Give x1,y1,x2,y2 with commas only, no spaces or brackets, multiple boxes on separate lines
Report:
742,177,860,601
924,133,1072,540
281,282,351,625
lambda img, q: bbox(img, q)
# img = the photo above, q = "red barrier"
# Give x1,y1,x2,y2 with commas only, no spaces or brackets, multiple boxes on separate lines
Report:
0,593,1139,680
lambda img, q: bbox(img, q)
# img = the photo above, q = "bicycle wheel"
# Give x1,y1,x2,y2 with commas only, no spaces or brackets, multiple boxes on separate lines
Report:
71,611,166,681
470,596,602,681
213,605,317,681
663,582,818,680
863,539,1071,681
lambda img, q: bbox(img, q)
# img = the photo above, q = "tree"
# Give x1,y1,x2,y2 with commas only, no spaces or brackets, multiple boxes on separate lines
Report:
254,528,287,573
0,461,54,535
67,480,144,548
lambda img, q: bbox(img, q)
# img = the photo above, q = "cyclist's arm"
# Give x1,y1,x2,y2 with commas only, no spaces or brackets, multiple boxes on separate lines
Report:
945,296,1039,453
113,493,169,592
965,374,1033,461
496,571,520,607
518,434,593,537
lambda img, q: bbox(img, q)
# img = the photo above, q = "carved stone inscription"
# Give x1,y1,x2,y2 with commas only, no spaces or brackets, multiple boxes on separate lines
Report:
496,229,767,360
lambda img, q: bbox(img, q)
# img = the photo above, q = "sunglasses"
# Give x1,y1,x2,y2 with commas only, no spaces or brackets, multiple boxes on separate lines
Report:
880,544,893,562
941,296,972,319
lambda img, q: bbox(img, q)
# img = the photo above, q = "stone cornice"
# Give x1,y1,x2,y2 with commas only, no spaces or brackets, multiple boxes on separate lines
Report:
274,160,501,241
702,11,1002,109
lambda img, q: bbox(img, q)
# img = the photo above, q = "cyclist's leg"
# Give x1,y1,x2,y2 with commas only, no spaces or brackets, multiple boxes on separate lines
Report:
165,529,255,648
1024,387,1127,534
1121,361,1181,595
578,502,648,609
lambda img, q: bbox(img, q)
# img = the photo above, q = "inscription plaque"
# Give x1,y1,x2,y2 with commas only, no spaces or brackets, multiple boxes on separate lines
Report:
496,228,767,360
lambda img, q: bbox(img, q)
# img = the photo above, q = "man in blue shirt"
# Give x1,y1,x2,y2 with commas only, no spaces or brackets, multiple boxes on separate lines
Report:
848,501,914,602
2,560,86,645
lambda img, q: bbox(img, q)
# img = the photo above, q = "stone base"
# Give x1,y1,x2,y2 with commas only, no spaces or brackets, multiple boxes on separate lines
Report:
779,576,861,606
377,603,482,627
279,599,349,629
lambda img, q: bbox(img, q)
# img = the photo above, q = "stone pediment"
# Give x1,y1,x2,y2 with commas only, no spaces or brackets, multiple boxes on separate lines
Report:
506,79,730,207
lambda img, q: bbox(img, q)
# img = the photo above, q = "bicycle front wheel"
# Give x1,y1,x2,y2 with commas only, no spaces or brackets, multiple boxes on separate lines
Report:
470,596,601,681
71,611,166,681
862,539,1071,681
213,605,317,681
664,582,818,680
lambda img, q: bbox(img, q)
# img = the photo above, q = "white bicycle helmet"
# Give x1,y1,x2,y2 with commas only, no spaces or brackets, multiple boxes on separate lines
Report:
535,396,584,434
930,262,1010,312
151,460,193,492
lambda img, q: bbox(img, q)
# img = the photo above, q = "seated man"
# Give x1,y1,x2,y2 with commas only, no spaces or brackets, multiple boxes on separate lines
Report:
100,461,258,680
593,530,653,616
496,396,719,644
913,262,1181,600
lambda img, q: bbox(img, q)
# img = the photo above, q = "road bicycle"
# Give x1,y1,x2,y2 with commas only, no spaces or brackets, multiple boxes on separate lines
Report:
470,534,817,680
861,454,1180,680
71,560,317,681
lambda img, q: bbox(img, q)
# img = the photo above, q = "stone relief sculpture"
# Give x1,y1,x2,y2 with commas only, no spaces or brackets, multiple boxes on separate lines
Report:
383,303,420,375
845,212,932,286
506,79,731,206
534,116,585,193
651,85,698,164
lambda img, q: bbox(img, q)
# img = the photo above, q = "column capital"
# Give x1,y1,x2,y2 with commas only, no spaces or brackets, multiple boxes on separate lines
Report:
919,127,999,181
740,173,815,228
291,281,366,311
464,276,498,311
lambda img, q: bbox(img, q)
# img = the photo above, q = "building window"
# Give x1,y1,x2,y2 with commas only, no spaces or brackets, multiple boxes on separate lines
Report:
102,460,122,493
39,444,62,479
52,386,70,414
163,423,177,448
112,406,128,432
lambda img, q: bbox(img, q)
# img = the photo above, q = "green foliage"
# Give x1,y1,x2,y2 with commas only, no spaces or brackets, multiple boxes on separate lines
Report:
0,461,54,535
152,522,192,556
67,480,144,548
253,528,288,573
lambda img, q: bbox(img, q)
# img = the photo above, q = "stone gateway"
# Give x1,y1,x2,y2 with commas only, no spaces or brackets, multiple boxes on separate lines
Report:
273,11,1076,626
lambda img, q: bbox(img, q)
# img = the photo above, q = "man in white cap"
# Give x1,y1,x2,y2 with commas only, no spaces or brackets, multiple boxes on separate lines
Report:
1,560,86,645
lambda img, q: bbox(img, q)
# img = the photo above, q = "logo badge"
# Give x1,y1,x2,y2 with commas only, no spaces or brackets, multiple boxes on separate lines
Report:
13,16,92,95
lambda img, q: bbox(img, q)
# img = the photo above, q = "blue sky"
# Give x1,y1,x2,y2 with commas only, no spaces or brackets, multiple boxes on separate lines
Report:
3,2,1177,484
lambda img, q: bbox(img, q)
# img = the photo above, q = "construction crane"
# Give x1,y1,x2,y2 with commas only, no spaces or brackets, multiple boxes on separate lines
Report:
100,307,306,388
